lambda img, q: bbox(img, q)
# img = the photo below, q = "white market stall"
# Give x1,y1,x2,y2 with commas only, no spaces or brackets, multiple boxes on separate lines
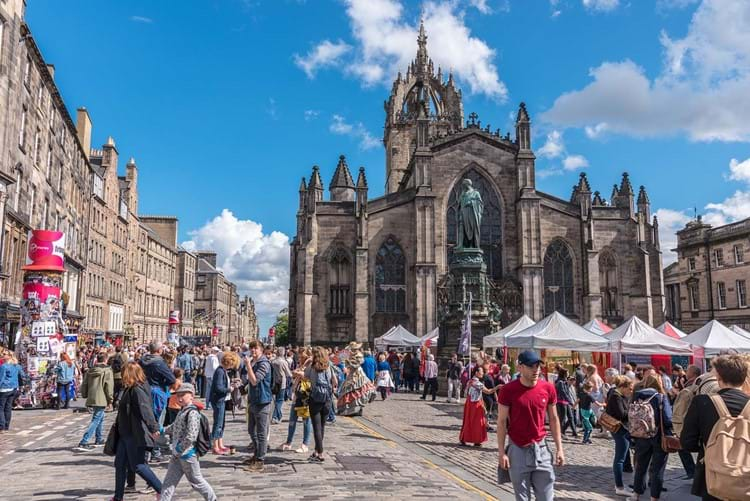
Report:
582,318,612,336
656,321,687,339
681,319,750,355
505,312,610,351
730,325,750,340
482,315,536,350
374,325,421,351
606,316,694,370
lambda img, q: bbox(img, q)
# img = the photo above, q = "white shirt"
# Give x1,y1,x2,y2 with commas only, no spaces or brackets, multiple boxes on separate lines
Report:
424,360,438,379
205,354,220,378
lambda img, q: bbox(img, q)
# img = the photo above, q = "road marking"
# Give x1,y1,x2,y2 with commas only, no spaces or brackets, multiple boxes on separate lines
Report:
37,430,55,440
5,450,14,455
16,430,32,437
345,417,396,448
422,458,496,501
22,441,35,448
30,425,43,430
53,425,66,430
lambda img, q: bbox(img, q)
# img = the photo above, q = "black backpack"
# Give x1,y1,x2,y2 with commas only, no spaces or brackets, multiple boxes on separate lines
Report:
190,407,211,457
310,368,332,403
111,356,123,373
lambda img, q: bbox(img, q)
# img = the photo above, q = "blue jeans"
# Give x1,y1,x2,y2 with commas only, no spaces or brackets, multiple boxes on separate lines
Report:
0,389,17,430
211,400,225,440
80,406,105,445
205,377,213,409
56,382,72,407
392,369,401,392
633,437,669,499
272,391,284,422
114,434,162,501
285,405,311,446
612,428,631,488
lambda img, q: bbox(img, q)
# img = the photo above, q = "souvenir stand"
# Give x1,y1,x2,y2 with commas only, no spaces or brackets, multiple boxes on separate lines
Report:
605,316,694,371
14,230,72,408
504,312,611,380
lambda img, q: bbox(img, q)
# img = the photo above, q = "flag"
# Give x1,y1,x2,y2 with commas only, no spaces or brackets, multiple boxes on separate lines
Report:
459,294,472,355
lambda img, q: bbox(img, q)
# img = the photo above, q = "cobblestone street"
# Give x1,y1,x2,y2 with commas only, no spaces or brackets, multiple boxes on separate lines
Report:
0,392,702,500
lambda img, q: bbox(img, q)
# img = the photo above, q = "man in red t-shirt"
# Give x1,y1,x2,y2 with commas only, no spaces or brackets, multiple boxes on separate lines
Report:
497,350,564,501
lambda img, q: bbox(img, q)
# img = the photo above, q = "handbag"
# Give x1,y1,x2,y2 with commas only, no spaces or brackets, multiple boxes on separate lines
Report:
659,396,681,453
103,423,119,456
598,411,622,433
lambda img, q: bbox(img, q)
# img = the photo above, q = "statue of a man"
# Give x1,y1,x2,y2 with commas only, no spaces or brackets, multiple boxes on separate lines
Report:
457,179,483,249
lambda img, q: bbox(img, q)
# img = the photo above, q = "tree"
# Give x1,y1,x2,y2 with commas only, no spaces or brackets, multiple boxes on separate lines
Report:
272,308,289,346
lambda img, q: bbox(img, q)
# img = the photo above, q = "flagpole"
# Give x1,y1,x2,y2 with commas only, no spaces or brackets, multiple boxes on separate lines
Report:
468,292,472,371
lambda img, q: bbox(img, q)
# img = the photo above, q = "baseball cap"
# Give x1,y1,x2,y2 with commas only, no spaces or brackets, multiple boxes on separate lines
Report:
174,383,195,395
517,350,543,366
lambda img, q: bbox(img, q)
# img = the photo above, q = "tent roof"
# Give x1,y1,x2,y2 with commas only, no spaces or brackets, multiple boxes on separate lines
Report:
608,316,693,355
505,312,610,351
582,318,612,335
656,321,687,339
730,325,750,340
374,324,421,347
682,320,750,355
483,315,536,349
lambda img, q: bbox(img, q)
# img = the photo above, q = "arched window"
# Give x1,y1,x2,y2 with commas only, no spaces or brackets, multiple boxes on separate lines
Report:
543,240,574,316
599,251,619,319
446,169,503,280
328,249,351,315
375,237,406,313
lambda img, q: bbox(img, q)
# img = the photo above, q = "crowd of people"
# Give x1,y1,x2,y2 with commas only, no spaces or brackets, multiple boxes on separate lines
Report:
1,339,749,501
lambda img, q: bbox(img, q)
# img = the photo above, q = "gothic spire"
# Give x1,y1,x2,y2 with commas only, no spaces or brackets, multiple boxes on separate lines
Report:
592,191,604,206
329,155,355,190
516,102,530,123
619,172,633,194
356,166,368,189
414,19,430,80
577,172,591,193
637,185,649,205
308,165,323,190
611,184,620,200
299,177,307,192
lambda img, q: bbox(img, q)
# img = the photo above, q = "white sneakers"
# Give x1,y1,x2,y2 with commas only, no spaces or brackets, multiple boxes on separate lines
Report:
295,444,309,453
615,486,634,497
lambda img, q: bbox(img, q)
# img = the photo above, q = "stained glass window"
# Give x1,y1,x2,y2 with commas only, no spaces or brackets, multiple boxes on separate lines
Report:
599,251,619,318
446,169,503,280
375,237,406,313
329,249,351,315
543,240,574,315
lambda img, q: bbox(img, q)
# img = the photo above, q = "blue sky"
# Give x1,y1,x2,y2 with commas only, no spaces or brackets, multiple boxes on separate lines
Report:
27,0,750,333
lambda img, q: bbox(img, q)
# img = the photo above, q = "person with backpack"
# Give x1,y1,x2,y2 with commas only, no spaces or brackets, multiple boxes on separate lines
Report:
159,383,216,501
279,347,313,453
305,346,338,462
670,364,702,481
680,354,750,501
628,374,674,501
270,347,293,424
605,376,634,497
110,346,128,409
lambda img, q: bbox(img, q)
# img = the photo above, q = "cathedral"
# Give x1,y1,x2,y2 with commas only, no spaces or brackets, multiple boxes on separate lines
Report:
288,24,665,346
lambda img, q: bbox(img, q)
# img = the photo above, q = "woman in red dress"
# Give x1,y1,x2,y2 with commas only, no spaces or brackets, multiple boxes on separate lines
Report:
459,365,499,446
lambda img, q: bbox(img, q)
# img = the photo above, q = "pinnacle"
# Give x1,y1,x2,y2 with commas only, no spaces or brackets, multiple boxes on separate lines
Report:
329,155,355,190
516,102,529,123
356,166,368,189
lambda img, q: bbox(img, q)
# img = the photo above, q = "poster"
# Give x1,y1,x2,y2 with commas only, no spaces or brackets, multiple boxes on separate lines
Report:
48,337,63,355
27,356,39,377
36,336,50,354
22,273,62,323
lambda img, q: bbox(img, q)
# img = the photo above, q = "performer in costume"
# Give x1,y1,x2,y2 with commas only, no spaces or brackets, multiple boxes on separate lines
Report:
459,366,499,446
337,342,376,416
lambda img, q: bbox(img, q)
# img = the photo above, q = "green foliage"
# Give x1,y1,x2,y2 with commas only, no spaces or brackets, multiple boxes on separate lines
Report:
273,308,289,346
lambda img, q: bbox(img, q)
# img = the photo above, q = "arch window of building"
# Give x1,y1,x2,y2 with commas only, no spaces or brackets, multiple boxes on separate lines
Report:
445,168,503,280
543,240,574,316
375,237,406,313
599,251,619,319
328,248,351,315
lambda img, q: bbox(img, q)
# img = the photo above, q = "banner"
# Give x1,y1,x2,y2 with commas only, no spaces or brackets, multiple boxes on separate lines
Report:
168,310,180,325
458,295,472,356
23,230,65,272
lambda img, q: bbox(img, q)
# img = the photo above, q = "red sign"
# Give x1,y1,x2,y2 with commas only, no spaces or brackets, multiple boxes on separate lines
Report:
269,326,276,338
212,327,219,337
169,310,180,325
23,230,66,272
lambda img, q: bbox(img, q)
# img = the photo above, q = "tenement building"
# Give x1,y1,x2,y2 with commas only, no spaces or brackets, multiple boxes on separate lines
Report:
194,251,232,344
664,215,750,332
288,24,665,346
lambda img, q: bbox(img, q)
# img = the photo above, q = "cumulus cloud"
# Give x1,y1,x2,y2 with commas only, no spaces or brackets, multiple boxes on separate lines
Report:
728,157,750,183
537,130,565,159
582,0,620,12
543,0,750,143
182,210,290,329
304,109,320,121
535,129,590,174
584,122,609,139
655,208,692,263
294,40,351,78
468,0,492,14
130,16,153,23
329,114,381,150
295,0,507,101
563,154,589,171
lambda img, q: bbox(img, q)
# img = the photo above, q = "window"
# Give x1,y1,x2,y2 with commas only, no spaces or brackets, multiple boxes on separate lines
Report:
328,249,351,315
18,108,26,148
599,251,619,318
46,144,52,178
738,280,748,308
717,282,727,309
688,256,696,271
14,169,21,212
375,237,406,313
28,185,35,222
544,240,574,316
41,198,48,229
688,281,700,311
23,56,30,87
446,168,503,280
0,21,4,67
33,129,41,164
714,248,724,267
735,245,744,264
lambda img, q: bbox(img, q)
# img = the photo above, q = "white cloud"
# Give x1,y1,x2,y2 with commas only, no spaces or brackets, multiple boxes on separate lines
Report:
330,114,380,150
704,191,750,225
543,0,750,143
304,110,320,121
468,0,492,14
728,157,750,183
266,98,278,120
182,210,290,330
563,154,589,171
537,130,565,159
293,40,351,79
584,122,609,139
296,0,507,100
130,16,153,23
582,0,620,11
655,208,692,263
656,0,700,10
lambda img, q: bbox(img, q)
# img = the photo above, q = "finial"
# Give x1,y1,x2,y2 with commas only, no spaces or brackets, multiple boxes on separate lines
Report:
299,177,307,192
619,172,633,194
577,172,591,192
516,102,530,123
637,185,649,204
127,157,136,166
592,191,604,206
356,166,368,189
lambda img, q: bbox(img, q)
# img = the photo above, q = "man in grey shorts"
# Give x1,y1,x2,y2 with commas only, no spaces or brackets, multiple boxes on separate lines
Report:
497,350,565,501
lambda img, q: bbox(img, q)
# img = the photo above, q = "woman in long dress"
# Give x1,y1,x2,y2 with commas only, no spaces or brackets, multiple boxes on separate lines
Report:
337,342,376,416
459,366,498,446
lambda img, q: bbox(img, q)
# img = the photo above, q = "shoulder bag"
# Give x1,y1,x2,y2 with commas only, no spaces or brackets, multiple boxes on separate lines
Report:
660,395,681,453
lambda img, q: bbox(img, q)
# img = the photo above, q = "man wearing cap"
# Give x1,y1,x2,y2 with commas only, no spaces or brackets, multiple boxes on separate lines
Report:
497,350,564,501
160,383,217,501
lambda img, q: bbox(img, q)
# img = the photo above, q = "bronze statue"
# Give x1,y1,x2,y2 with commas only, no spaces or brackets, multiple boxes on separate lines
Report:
457,179,483,249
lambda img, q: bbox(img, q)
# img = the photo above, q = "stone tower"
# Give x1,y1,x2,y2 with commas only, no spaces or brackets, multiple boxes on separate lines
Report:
383,21,463,193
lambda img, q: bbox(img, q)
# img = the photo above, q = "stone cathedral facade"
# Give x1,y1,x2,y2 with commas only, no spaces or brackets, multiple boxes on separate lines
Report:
288,25,665,346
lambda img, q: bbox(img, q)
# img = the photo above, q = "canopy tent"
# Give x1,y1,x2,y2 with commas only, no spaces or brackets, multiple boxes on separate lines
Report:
419,327,440,347
374,325,421,348
505,311,611,351
656,321,687,339
607,316,693,355
482,315,536,350
730,325,750,340
582,318,612,336
682,320,750,355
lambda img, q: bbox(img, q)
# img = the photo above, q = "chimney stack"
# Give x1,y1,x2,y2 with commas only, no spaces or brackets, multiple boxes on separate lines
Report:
76,107,92,159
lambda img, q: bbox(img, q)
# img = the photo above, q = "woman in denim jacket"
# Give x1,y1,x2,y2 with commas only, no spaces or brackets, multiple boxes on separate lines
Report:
0,353,26,431
55,353,75,409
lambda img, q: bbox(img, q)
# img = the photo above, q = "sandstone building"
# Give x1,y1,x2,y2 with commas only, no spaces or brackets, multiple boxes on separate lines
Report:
288,25,665,346
664,216,750,332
